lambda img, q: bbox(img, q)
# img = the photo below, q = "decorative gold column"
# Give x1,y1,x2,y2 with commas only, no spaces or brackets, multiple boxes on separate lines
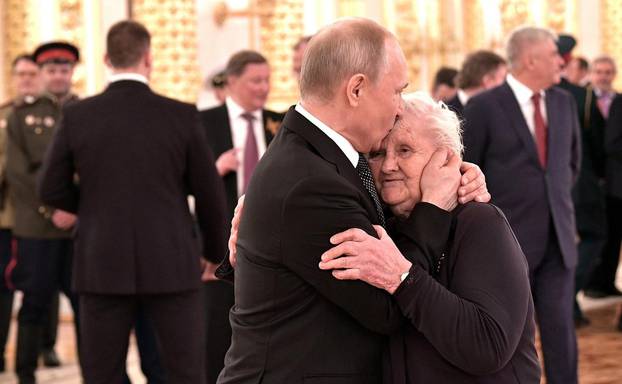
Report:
132,0,201,103
254,0,304,110
2,0,38,100
601,0,622,91
463,0,487,53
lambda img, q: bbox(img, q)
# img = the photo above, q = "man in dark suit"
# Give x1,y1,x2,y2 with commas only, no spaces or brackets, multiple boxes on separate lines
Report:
584,55,622,298
199,50,283,384
446,50,507,118
217,18,487,384
38,20,227,383
602,94,622,330
463,27,581,384
555,34,608,327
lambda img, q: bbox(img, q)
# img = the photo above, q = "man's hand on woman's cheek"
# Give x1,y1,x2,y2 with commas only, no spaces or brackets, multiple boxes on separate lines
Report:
420,149,461,211
458,161,491,204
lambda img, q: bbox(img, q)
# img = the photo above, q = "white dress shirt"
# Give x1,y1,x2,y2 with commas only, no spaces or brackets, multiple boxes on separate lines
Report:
506,74,547,137
295,103,359,167
457,89,470,107
108,72,149,84
226,97,268,197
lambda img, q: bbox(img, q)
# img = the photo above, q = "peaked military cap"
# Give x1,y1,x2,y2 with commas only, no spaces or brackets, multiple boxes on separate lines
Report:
33,41,80,65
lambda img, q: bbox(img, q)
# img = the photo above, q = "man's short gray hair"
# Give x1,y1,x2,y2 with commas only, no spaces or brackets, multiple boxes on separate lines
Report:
592,55,617,73
397,92,464,156
299,18,391,102
506,26,557,71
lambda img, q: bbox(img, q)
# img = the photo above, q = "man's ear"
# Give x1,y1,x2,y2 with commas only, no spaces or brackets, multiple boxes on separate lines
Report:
346,73,366,107
104,53,112,68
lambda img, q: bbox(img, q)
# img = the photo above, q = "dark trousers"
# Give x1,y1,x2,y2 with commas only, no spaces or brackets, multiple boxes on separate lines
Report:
573,188,607,318
529,230,578,384
204,281,234,384
122,308,166,384
14,238,79,382
80,289,205,384
41,293,60,353
587,195,622,292
0,229,14,370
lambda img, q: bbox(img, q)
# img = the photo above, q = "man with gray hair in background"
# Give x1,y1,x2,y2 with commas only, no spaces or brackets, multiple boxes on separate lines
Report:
463,26,581,383
216,17,488,384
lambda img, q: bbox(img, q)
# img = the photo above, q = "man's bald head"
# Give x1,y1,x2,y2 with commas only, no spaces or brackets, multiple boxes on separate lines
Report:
299,18,393,102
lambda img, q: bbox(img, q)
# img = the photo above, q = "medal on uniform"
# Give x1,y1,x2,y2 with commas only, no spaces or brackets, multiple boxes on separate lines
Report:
25,115,35,125
43,116,55,127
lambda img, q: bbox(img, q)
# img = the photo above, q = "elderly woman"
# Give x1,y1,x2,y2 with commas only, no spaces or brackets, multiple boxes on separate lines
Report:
319,92,541,383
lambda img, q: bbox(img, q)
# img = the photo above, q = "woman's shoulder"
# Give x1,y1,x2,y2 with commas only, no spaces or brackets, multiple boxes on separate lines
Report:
453,201,507,224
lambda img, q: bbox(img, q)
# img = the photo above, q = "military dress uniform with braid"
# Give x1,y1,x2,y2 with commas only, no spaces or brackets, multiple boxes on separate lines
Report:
5,92,80,383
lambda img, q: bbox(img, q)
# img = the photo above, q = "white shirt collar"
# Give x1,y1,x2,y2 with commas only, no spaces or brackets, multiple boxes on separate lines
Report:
295,103,359,168
225,97,262,121
108,72,149,84
506,73,544,103
457,89,470,106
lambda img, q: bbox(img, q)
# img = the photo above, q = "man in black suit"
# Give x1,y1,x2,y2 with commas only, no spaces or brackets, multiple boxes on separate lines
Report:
217,18,487,384
603,94,622,330
446,50,507,118
199,50,283,384
555,34,608,327
39,20,227,383
584,55,622,298
463,27,581,384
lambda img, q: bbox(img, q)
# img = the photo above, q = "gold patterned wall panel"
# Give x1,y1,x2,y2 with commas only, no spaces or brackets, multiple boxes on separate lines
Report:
132,0,201,103
57,0,86,96
499,0,532,38
257,0,304,110
601,0,622,91
2,0,38,100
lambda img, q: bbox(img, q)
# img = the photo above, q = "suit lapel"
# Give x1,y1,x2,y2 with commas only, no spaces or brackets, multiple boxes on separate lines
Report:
217,104,234,151
544,89,559,168
498,83,542,168
282,107,379,222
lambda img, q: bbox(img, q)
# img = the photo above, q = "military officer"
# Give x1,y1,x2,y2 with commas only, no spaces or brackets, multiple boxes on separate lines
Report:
5,42,80,384
0,54,41,372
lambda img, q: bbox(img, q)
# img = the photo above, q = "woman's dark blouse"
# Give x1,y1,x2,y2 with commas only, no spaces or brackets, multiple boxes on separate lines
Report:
385,202,541,384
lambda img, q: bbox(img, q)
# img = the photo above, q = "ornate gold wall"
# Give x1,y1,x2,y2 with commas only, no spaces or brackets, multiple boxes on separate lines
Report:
257,0,304,111
602,0,622,90
2,0,38,100
131,0,201,103
1,0,88,99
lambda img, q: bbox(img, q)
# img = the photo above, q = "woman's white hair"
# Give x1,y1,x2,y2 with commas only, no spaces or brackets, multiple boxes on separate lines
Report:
397,91,464,156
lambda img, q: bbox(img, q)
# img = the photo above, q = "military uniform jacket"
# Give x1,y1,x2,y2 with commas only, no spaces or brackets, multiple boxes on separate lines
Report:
5,93,79,239
0,99,20,229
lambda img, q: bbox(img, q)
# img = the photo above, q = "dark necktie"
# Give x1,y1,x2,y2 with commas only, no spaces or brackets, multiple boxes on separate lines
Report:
356,154,385,227
531,93,547,168
241,113,259,193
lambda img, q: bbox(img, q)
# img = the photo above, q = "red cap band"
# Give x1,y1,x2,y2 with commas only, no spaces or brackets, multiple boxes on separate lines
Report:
36,49,77,64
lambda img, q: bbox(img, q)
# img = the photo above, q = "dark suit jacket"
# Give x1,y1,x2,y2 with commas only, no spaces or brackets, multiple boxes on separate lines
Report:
200,104,283,220
387,202,540,383
38,80,228,294
462,82,581,268
605,94,622,198
445,94,465,119
217,107,447,384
